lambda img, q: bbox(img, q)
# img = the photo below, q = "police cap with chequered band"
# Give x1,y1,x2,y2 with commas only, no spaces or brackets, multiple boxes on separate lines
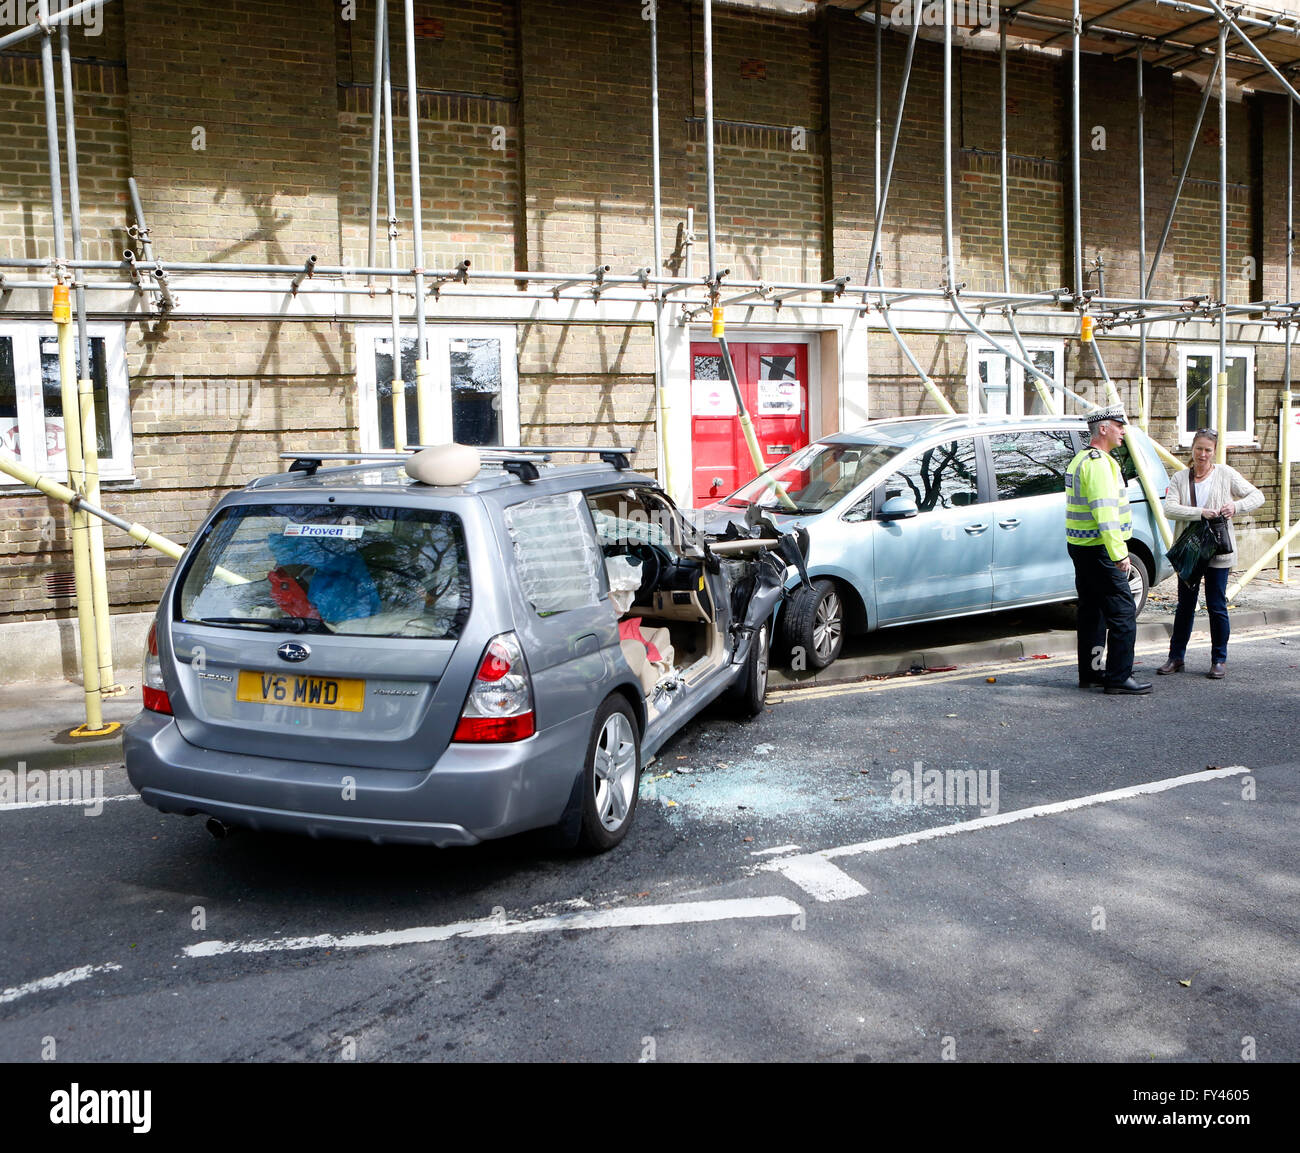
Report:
1085,404,1128,426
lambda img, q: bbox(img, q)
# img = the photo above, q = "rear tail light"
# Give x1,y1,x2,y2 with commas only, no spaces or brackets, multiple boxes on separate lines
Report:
142,621,173,715
453,632,535,742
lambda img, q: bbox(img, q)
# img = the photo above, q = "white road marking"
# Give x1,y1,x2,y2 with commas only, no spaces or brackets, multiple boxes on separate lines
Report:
185,896,805,958
750,844,802,857
0,962,123,1005
769,854,869,902
0,794,137,813
765,766,1252,900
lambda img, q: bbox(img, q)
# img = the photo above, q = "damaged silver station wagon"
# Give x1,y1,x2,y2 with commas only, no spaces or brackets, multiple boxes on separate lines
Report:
124,444,807,852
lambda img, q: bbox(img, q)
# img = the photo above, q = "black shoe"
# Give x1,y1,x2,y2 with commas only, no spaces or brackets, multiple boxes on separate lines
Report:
1105,677,1153,695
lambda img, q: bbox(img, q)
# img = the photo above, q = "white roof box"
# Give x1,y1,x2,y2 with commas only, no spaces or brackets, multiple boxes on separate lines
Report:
405,443,482,487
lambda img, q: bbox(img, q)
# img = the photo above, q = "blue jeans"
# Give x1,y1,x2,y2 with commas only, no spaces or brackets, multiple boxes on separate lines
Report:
1170,566,1230,664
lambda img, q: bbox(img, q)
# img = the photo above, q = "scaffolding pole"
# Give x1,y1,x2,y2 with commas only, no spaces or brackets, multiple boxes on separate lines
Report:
380,7,406,452
61,9,119,697
36,0,108,735
1146,51,1220,297
649,0,674,494
402,0,435,444
1001,21,1055,414
1136,47,1150,431
1217,22,1229,466
1284,96,1294,582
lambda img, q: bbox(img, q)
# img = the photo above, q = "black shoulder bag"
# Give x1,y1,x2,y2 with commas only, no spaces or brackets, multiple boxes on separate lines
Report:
1165,473,1227,584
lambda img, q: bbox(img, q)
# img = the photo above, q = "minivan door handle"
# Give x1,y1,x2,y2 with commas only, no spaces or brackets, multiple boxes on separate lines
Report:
963,523,989,535
997,517,1021,529
575,633,599,657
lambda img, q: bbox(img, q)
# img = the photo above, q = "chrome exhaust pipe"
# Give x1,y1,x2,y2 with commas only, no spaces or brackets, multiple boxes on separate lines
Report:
205,817,233,840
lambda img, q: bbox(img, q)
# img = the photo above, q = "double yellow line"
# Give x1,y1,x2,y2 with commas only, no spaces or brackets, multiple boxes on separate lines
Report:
771,624,1300,704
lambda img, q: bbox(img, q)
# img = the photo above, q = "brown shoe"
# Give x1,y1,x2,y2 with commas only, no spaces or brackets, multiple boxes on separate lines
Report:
1207,662,1226,679
1157,659,1184,675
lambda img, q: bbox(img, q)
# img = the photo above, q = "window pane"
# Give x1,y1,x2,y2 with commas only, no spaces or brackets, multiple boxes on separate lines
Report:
693,355,722,381
1226,356,1248,432
38,335,112,464
977,354,1009,416
884,439,980,513
1184,354,1213,434
181,504,471,639
1025,351,1055,416
990,430,1074,499
0,337,18,458
374,337,420,449
450,337,502,446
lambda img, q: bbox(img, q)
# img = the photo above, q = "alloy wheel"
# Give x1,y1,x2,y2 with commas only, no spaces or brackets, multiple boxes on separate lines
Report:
592,711,637,832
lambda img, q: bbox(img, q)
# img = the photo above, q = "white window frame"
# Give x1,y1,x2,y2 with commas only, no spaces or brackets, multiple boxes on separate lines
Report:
1176,343,1255,448
354,324,519,451
0,321,133,485
965,337,1065,418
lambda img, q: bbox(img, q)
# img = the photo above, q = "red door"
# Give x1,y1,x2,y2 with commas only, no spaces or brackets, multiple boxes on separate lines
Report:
690,342,810,507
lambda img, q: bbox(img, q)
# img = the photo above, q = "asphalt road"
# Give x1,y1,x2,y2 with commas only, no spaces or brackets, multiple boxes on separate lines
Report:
1,622,1297,1071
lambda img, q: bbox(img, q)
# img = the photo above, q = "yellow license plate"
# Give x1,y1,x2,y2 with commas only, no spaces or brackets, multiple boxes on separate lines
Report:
236,671,365,712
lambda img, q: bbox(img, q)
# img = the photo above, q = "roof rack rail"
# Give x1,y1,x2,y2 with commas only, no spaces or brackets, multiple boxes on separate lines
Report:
407,444,635,471
277,450,408,476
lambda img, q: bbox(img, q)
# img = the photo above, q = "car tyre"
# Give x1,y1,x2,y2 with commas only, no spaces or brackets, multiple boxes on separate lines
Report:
781,578,843,671
1127,553,1150,617
576,696,641,853
724,620,770,719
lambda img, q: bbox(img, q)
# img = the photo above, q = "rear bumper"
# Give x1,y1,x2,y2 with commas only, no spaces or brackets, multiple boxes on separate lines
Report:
124,708,592,847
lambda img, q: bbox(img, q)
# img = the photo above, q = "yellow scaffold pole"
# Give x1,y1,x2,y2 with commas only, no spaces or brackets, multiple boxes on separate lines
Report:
52,282,114,736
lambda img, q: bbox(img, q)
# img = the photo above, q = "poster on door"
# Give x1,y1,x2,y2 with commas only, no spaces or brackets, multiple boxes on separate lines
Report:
1280,397,1300,463
756,378,802,416
692,378,738,417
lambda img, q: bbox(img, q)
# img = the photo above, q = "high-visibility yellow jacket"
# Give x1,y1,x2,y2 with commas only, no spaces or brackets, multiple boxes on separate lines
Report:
1065,447,1132,561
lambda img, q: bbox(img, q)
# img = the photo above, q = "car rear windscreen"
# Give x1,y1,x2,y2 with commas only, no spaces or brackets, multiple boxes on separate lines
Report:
179,504,470,639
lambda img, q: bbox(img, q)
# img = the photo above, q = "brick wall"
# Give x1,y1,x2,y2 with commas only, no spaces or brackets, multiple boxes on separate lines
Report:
122,0,342,266
517,322,659,475
335,0,520,273
0,47,130,264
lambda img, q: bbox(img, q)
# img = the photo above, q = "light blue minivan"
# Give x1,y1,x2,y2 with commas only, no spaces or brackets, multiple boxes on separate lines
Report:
695,415,1174,670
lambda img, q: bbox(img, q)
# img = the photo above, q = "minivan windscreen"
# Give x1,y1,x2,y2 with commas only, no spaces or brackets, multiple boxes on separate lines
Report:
179,504,470,639
724,441,905,513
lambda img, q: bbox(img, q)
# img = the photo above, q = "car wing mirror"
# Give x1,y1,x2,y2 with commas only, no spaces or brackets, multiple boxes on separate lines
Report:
878,494,919,521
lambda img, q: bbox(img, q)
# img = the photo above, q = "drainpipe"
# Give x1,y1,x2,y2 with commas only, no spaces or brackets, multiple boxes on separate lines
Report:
39,0,106,735
402,0,435,445
61,15,119,697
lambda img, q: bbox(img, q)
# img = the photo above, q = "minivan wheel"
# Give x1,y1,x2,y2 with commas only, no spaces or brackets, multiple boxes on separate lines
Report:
781,579,844,671
1127,553,1150,617
577,696,641,853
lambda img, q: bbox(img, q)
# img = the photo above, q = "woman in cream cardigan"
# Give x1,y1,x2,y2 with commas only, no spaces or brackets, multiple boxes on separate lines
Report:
1158,428,1264,679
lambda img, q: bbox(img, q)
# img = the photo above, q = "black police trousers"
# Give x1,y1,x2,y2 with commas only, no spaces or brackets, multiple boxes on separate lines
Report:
1068,543,1136,686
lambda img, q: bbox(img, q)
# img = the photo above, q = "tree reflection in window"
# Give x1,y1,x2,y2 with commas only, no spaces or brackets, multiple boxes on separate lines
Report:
884,440,979,513
990,431,1074,500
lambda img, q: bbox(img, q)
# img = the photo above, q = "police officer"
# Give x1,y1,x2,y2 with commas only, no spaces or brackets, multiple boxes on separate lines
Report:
1066,405,1152,695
